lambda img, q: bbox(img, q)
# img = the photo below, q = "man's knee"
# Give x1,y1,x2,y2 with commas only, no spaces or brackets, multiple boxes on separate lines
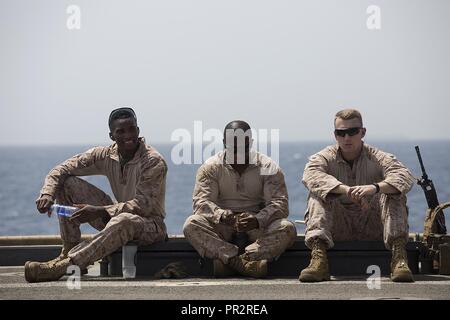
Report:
183,214,205,237
279,220,297,248
307,194,334,214
267,219,297,237
62,176,84,191
55,176,82,203
279,219,297,233
60,176,96,201
108,213,141,230
56,176,79,200
283,220,297,238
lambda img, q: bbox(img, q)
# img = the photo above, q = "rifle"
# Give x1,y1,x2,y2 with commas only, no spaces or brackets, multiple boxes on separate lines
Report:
415,146,447,235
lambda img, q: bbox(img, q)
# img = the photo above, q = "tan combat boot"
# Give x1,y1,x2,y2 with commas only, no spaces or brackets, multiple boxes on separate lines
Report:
299,239,330,282
24,257,72,283
391,238,414,282
213,259,236,278
227,254,268,278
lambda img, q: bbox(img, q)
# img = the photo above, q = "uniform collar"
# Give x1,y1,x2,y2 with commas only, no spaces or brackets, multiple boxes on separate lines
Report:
109,137,147,164
336,142,367,164
221,149,261,170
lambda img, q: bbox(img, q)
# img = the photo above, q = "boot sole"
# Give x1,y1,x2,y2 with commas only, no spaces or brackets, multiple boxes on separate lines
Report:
299,272,330,282
391,272,414,283
24,261,40,283
24,261,33,283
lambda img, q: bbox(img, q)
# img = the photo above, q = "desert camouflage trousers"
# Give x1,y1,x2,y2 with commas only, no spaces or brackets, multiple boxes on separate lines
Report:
54,176,167,268
183,214,297,264
304,193,409,250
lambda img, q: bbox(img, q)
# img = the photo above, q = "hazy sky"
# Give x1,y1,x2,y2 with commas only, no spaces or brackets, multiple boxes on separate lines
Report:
1,0,449,145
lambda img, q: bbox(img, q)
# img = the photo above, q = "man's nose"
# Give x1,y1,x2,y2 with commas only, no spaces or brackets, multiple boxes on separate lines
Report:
124,131,135,139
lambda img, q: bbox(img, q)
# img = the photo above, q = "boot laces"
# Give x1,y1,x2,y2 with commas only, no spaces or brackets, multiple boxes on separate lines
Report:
309,242,325,267
392,241,408,269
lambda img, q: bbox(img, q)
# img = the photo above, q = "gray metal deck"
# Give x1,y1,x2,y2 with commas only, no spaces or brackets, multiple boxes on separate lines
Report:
1,264,450,300
1,235,449,300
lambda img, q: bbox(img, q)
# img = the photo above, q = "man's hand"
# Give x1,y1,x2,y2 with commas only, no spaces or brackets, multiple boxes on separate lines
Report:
236,213,259,232
347,185,376,211
69,204,109,224
221,212,238,228
36,194,54,217
348,185,377,201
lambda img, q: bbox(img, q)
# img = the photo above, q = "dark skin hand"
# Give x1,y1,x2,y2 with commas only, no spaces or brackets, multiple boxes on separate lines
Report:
235,213,259,232
36,194,54,217
69,204,110,224
221,212,259,232
36,195,108,223
222,213,238,227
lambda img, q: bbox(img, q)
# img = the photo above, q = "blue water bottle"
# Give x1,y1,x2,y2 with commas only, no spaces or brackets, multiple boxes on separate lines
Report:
50,204,77,217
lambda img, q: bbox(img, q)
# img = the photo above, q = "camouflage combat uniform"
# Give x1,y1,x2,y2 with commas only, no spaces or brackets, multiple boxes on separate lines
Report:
302,143,415,250
38,138,167,268
183,150,297,264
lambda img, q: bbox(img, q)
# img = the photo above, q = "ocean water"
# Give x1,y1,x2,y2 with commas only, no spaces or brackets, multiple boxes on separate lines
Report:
1,140,449,236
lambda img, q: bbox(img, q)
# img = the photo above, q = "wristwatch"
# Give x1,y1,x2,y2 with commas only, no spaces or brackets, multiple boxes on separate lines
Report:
372,183,380,194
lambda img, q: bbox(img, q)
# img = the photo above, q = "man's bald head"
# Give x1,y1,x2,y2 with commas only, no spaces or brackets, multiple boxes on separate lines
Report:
223,120,251,137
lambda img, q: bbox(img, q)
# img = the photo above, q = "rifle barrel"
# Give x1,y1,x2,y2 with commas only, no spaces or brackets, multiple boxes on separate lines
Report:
415,145,428,178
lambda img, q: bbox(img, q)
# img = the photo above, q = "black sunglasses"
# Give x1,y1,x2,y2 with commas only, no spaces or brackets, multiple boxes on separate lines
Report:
334,127,361,137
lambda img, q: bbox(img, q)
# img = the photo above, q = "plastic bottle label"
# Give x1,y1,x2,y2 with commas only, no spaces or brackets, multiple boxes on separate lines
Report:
51,204,77,217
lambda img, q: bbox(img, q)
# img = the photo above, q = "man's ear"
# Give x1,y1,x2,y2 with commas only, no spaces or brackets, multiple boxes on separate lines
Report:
361,128,366,138
109,132,115,141
137,126,140,136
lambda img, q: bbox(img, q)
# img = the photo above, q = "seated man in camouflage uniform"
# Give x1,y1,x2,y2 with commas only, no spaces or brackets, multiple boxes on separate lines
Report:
183,120,297,278
25,107,168,282
299,109,415,283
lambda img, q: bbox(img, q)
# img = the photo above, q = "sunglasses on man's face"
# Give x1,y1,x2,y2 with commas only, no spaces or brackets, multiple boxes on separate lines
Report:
334,127,361,137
